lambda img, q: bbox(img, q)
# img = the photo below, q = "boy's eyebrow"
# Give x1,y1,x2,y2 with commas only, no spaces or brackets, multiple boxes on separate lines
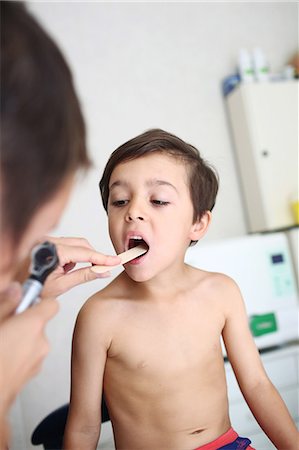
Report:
147,179,178,192
109,178,178,192
109,180,127,190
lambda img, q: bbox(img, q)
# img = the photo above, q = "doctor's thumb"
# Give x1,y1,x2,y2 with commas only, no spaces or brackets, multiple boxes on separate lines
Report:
0,282,22,321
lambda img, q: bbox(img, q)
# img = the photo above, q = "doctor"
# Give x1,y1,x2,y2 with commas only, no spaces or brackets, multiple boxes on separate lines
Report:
0,2,119,445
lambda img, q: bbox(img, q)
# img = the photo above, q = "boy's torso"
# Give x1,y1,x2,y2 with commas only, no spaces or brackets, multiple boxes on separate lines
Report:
91,268,231,449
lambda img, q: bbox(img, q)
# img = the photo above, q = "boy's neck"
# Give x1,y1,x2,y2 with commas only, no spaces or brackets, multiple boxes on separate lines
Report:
119,262,194,303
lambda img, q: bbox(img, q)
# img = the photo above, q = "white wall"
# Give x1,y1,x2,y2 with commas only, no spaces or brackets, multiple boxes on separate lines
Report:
10,2,298,449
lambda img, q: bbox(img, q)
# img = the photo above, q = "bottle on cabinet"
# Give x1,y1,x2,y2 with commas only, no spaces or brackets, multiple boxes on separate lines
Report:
253,47,270,82
238,48,254,83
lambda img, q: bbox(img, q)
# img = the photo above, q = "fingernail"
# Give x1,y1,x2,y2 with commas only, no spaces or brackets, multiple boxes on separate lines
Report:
96,271,111,278
107,255,121,263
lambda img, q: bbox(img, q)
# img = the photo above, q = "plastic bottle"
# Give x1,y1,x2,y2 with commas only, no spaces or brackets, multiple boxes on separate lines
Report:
238,48,254,83
283,65,295,80
253,47,269,82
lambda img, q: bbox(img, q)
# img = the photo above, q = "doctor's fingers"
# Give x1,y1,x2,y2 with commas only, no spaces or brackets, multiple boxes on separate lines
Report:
0,282,22,322
0,299,59,401
41,265,111,298
26,297,59,322
19,300,59,371
54,242,120,268
45,236,94,250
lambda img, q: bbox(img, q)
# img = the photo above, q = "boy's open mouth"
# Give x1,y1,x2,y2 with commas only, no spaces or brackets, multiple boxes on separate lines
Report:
128,236,149,259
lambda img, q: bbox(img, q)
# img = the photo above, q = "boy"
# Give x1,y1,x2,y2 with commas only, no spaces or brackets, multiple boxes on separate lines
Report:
64,129,298,449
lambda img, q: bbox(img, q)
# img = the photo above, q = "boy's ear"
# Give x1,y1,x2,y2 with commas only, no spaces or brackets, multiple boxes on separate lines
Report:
189,211,212,242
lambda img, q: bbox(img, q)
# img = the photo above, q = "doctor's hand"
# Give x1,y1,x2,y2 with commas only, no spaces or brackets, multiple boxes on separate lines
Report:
41,236,120,298
0,284,58,442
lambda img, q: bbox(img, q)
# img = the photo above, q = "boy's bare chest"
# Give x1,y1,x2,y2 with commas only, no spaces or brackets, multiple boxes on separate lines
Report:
107,300,224,376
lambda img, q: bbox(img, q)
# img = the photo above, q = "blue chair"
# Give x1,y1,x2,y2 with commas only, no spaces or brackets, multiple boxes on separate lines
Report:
31,398,110,449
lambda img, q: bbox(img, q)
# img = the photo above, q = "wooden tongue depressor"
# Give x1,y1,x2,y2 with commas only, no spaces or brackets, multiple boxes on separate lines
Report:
91,245,147,274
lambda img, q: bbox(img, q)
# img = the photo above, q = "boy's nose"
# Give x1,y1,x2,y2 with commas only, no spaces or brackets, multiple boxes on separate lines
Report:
125,198,147,222
126,201,146,222
125,213,144,222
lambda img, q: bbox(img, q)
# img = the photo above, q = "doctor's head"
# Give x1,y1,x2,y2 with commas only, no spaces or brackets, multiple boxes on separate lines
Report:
0,2,90,279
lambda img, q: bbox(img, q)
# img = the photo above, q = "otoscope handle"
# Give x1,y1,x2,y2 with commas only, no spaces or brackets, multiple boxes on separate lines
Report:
15,278,43,314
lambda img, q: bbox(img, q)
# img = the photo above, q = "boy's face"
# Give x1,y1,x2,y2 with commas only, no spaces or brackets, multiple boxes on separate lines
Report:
107,153,207,282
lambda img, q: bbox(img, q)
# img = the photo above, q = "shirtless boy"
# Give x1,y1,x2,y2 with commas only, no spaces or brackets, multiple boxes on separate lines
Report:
64,129,298,450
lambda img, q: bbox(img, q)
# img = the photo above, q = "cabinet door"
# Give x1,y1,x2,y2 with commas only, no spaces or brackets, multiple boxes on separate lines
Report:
227,81,298,232
247,82,298,229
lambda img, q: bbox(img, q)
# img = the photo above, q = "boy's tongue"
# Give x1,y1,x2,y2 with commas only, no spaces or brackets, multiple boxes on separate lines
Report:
129,238,144,249
129,237,146,250
128,238,149,261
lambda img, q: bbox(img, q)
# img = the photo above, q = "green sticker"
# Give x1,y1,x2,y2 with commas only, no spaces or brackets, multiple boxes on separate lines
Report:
250,313,278,337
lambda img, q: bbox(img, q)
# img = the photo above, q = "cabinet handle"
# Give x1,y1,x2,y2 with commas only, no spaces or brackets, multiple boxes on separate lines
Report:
261,149,269,157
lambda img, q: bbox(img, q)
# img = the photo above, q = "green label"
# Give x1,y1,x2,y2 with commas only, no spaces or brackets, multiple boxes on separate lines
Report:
250,313,278,337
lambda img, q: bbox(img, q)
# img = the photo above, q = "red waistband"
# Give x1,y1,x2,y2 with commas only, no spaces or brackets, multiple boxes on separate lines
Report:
194,428,239,450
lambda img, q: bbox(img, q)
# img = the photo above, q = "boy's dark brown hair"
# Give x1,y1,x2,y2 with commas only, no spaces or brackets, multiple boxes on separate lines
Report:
0,1,91,247
99,129,218,244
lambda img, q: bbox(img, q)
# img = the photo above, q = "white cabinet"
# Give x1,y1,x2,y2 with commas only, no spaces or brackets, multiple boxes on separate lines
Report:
226,81,298,233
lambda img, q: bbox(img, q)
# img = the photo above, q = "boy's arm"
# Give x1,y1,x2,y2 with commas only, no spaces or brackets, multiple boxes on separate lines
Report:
63,299,109,450
221,277,299,450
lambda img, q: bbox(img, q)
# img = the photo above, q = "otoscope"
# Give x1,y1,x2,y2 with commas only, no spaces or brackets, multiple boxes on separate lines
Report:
15,241,59,314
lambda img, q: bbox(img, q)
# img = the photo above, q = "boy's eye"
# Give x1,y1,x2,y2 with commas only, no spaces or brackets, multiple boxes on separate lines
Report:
112,200,128,207
152,200,169,206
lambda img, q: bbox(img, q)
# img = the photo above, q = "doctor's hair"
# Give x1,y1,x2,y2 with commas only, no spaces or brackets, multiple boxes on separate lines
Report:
99,128,219,236
0,1,90,247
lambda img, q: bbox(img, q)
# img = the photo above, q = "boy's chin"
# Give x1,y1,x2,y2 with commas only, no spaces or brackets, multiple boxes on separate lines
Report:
124,269,152,283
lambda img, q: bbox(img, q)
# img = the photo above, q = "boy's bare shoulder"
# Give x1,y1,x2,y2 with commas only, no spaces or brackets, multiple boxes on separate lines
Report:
190,264,238,288
78,275,126,323
189,265,242,303
72,279,125,349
